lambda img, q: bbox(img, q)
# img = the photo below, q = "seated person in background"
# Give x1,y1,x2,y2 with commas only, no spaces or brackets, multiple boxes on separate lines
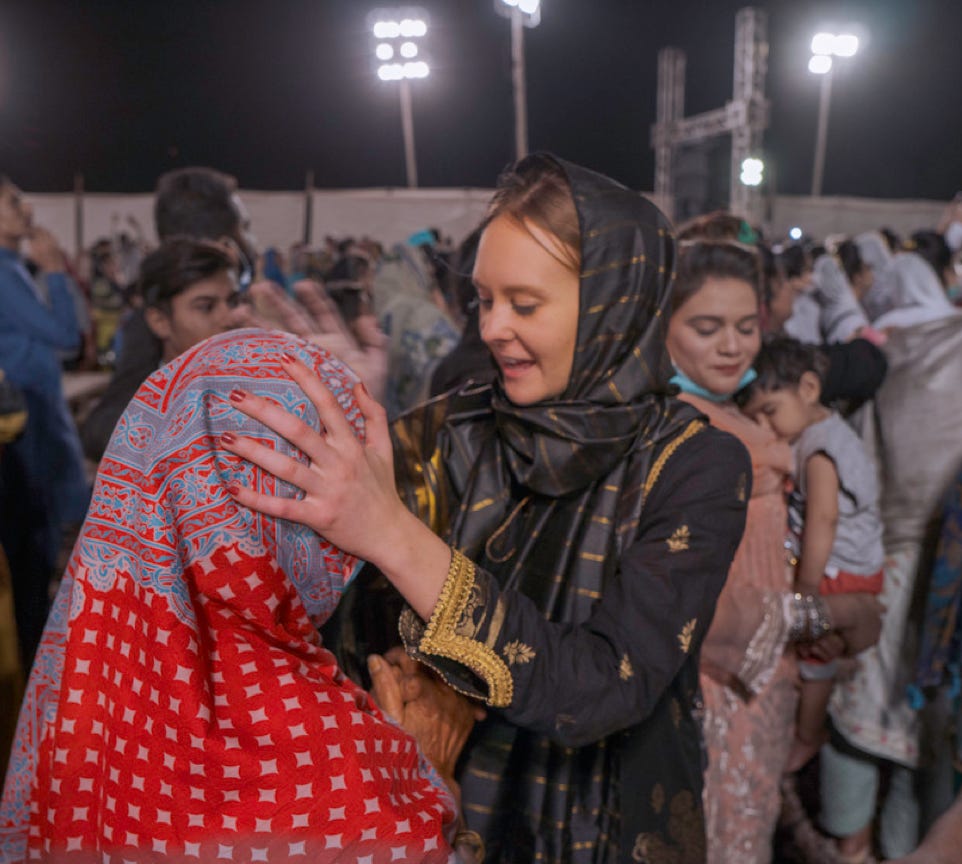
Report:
80,237,244,460
740,336,884,774
1,329,476,862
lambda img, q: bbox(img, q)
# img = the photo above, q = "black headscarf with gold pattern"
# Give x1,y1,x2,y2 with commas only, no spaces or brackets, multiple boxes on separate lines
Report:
390,156,708,862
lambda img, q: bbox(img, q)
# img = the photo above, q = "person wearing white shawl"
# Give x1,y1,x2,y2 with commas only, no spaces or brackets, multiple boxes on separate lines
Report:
856,232,896,321
872,252,959,331
818,251,962,860
785,253,869,345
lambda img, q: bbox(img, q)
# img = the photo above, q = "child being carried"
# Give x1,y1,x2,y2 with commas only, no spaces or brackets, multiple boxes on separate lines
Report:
740,335,884,772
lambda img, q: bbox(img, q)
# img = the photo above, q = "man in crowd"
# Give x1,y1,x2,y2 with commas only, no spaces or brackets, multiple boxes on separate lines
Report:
0,175,88,668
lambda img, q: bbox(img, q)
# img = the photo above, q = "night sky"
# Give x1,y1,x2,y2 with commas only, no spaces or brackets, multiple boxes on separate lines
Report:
0,0,959,199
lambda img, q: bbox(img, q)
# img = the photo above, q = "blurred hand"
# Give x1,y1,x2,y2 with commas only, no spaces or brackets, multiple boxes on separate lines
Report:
243,279,388,403
293,280,388,403
27,227,65,272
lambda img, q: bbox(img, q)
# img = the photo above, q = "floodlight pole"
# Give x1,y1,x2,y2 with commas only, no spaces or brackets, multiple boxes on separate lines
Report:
510,8,529,160
810,68,833,197
399,78,418,188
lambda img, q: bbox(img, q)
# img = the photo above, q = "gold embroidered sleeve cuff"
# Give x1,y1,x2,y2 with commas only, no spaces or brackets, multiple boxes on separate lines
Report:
399,548,514,708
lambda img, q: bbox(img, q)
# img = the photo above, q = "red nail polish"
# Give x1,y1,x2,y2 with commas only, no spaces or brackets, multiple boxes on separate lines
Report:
229,389,246,403
280,351,297,365
226,483,240,496
220,432,236,446
357,381,370,399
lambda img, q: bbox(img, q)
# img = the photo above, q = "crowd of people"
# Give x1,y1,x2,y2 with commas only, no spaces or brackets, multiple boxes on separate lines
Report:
0,156,960,864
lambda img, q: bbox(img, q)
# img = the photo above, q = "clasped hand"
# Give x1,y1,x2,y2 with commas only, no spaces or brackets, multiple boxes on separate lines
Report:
367,647,486,800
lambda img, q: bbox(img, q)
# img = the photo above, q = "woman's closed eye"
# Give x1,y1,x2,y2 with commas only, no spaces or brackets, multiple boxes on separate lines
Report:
511,302,538,316
693,324,720,337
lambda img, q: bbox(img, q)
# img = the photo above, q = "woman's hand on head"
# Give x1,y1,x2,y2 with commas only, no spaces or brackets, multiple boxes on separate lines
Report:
220,352,402,562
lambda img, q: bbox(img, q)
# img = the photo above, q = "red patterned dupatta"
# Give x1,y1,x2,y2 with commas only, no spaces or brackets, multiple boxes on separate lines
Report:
0,329,455,863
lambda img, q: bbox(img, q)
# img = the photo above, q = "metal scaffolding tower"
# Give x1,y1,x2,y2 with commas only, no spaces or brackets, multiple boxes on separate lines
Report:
651,7,769,222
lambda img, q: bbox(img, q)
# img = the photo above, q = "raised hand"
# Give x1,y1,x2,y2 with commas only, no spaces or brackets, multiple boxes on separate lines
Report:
293,280,388,403
220,353,399,563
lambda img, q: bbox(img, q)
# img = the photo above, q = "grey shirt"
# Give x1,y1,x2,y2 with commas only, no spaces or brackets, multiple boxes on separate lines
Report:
788,412,885,576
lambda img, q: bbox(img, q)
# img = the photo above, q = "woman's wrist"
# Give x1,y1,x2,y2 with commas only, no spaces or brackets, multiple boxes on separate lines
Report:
369,505,453,621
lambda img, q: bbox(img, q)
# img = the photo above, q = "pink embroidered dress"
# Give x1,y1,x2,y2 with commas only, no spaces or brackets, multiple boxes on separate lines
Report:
681,394,798,864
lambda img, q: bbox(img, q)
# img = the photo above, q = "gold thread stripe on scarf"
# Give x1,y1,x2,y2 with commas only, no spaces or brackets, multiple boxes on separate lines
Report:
537,436,564,490
467,767,502,782
485,496,531,564
576,587,601,599
470,497,496,512
530,776,571,790
587,295,633,314
584,219,644,239
607,379,624,402
581,254,646,279
579,552,605,562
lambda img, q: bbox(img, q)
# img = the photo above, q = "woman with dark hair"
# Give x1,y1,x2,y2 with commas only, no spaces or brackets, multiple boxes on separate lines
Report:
762,243,814,334
837,239,874,302
222,155,753,862
909,230,954,291
664,234,882,863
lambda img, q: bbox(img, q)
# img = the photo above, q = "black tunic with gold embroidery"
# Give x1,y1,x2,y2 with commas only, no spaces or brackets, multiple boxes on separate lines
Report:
383,157,751,863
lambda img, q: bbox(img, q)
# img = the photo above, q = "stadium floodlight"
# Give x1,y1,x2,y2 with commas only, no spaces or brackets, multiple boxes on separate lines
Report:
808,26,862,196
740,157,765,187
369,8,431,187
494,0,542,159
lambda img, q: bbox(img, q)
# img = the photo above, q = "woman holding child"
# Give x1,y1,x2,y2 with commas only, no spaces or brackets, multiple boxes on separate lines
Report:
663,226,882,864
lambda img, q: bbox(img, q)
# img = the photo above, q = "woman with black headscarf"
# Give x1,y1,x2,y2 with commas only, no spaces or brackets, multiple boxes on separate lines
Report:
223,155,751,863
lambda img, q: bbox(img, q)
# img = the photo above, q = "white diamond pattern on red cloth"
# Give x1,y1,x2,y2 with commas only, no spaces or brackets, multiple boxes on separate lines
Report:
15,543,455,862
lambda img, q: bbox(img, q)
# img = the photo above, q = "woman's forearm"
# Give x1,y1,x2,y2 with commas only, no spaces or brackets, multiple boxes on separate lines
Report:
368,505,452,621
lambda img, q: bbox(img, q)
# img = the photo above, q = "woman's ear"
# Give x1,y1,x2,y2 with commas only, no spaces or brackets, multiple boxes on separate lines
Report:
798,370,823,405
143,306,173,342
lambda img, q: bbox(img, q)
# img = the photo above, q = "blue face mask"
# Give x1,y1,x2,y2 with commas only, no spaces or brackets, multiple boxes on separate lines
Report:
669,366,758,402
